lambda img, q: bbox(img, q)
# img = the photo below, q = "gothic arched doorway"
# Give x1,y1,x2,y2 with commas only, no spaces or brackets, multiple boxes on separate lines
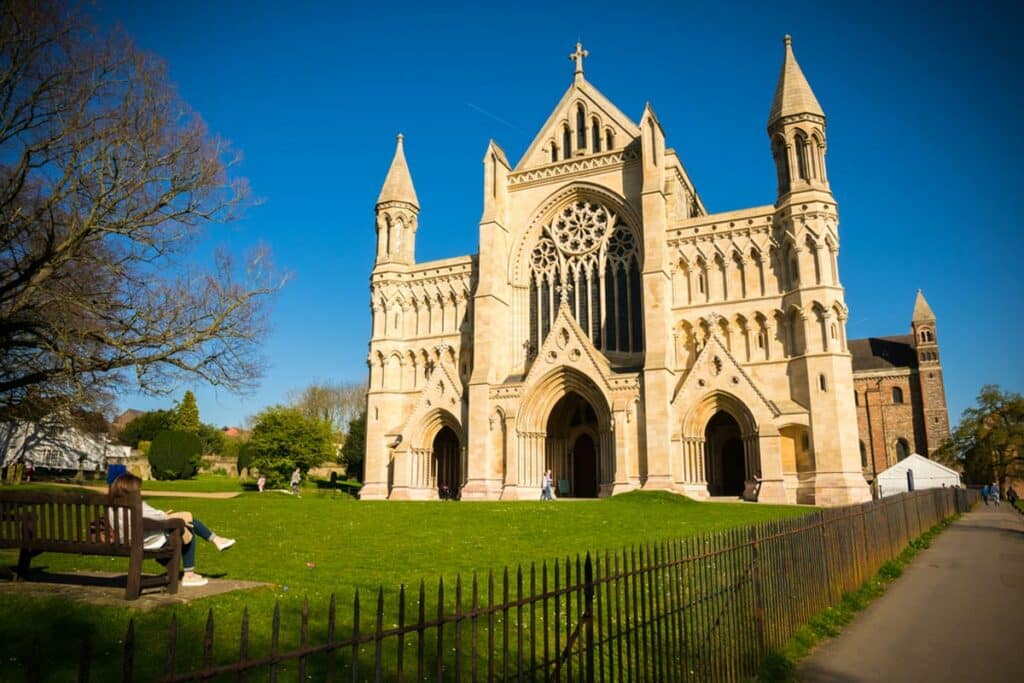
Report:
433,426,461,499
572,434,598,498
546,392,600,498
706,411,746,497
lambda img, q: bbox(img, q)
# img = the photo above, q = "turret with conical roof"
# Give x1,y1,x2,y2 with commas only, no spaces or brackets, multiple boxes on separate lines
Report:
912,289,936,322
908,290,949,455
375,134,419,266
767,35,829,199
911,290,940,364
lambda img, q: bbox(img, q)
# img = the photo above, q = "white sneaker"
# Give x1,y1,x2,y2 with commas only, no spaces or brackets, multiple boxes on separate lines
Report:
182,573,208,587
212,535,236,552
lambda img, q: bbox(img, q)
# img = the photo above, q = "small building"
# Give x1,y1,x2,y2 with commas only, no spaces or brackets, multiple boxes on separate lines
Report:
0,419,128,473
875,453,960,498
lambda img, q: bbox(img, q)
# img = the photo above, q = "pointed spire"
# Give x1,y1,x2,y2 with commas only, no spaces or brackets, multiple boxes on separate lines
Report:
768,35,824,126
912,289,936,322
376,133,419,209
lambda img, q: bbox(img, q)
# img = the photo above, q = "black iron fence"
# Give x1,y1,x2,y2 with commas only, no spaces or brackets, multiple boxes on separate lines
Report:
31,487,977,682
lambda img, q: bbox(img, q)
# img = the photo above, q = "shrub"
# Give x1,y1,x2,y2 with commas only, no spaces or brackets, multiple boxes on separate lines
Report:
137,440,152,456
248,406,334,486
236,442,254,474
148,430,202,480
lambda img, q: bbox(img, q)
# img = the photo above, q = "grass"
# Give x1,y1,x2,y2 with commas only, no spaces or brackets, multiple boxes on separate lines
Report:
756,514,958,682
141,473,249,492
0,489,811,680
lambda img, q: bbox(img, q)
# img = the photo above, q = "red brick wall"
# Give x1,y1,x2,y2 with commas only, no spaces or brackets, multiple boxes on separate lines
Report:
855,373,925,479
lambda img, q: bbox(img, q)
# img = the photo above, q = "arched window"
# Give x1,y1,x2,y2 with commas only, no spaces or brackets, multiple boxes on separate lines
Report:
892,386,904,404
854,391,859,406
605,129,614,150
819,374,828,391
576,104,586,150
562,125,572,160
697,272,705,294
896,438,910,461
772,135,790,194
528,200,643,357
794,131,809,181
860,441,868,468
920,329,934,343
591,117,601,152
550,142,558,163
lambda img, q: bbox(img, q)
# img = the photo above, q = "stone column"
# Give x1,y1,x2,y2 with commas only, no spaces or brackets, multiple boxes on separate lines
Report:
755,431,788,504
675,436,709,499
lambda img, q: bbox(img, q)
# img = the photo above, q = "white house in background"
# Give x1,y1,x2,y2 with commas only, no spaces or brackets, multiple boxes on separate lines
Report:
0,420,130,472
875,453,960,498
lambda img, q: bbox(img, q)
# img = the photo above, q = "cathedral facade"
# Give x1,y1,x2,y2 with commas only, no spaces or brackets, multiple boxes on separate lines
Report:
361,38,876,505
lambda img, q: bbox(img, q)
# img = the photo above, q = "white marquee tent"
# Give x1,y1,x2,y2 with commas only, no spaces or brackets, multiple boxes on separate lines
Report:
875,453,961,499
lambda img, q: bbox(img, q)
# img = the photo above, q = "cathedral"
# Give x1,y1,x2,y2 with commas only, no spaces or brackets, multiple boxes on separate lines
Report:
361,37,945,505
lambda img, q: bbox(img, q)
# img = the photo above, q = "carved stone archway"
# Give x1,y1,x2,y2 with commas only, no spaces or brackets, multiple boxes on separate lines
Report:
514,366,614,498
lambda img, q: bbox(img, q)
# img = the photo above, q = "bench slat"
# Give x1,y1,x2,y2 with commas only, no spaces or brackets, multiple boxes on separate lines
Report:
0,489,185,599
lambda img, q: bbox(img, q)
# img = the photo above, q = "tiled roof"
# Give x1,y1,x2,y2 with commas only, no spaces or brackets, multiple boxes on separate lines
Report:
849,335,917,372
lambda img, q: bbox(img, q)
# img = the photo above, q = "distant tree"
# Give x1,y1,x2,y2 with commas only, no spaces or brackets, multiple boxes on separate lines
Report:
340,410,366,482
248,406,334,486
70,410,110,437
288,380,366,442
196,422,225,455
174,391,201,434
148,430,202,480
935,385,1024,495
118,410,175,448
0,1,285,422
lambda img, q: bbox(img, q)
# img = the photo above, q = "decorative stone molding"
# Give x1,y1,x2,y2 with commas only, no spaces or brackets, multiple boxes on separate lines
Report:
508,148,640,188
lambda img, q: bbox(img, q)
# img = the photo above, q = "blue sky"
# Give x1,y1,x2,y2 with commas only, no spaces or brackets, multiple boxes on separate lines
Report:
100,0,1022,429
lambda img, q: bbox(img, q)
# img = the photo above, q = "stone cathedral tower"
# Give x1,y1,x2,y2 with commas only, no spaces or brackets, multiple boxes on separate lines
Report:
362,38,873,505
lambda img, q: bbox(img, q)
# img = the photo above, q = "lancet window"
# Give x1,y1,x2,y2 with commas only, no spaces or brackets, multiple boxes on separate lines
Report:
528,200,643,357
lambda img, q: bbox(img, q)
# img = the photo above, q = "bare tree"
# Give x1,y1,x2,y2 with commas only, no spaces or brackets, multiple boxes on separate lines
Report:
0,2,285,420
288,380,367,438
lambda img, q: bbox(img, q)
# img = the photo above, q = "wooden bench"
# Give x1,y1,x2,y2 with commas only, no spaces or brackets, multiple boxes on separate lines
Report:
0,488,184,600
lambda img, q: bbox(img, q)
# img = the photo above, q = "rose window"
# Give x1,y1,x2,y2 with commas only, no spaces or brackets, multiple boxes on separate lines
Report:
528,199,643,360
550,201,607,255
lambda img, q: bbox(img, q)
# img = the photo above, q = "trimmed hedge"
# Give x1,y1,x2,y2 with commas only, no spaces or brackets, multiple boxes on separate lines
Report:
148,430,202,480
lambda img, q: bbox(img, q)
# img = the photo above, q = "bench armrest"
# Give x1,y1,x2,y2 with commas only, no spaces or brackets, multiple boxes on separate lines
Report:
143,517,185,533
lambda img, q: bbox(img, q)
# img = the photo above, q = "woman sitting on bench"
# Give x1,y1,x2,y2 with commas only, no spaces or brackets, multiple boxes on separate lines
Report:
109,473,235,587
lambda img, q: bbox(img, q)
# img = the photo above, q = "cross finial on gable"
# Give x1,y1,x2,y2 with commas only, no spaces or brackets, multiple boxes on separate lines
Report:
569,42,589,79
556,282,573,306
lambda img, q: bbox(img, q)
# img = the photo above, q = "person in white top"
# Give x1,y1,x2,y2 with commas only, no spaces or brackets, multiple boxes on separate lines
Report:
109,473,235,587
541,469,554,501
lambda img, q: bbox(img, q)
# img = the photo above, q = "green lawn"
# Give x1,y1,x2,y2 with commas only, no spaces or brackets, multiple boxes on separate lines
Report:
0,489,811,679
141,473,250,492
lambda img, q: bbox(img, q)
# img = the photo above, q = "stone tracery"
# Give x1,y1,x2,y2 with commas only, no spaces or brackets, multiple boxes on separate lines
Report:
528,199,643,359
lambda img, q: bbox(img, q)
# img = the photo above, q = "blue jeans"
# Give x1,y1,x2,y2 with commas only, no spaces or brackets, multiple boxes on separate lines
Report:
182,518,213,572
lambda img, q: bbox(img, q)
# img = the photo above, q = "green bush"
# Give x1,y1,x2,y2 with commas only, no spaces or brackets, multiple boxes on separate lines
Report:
148,430,202,480
236,442,254,474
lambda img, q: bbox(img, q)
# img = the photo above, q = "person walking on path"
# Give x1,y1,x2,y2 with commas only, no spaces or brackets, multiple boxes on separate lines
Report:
982,484,990,505
290,467,302,497
540,469,554,501
989,483,1000,506
108,473,235,587
257,475,266,493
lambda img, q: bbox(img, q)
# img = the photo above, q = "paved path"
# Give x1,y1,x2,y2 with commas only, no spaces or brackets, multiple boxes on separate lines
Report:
48,482,241,498
799,504,1024,682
